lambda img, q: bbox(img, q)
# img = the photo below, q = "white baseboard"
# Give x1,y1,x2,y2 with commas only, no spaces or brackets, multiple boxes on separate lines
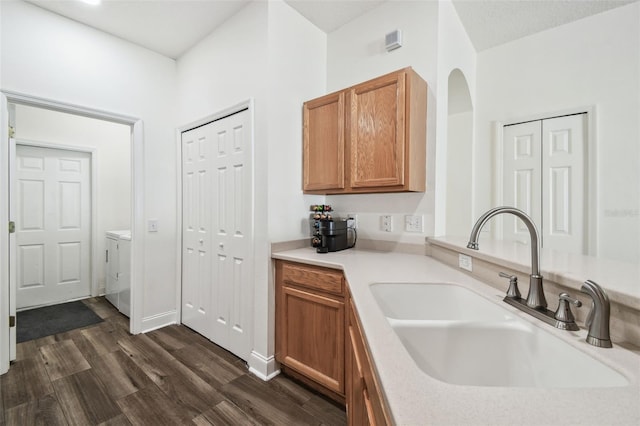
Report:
140,310,177,333
248,350,280,381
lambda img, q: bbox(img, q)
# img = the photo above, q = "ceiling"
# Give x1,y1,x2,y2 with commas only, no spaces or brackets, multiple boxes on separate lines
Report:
22,0,638,59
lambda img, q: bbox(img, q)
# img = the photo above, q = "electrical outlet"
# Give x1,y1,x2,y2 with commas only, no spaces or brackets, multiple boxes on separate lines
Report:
346,213,358,228
381,215,393,232
458,253,473,271
404,215,424,232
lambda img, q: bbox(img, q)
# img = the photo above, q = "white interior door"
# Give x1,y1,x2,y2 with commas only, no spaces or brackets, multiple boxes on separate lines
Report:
181,108,253,361
502,114,586,253
542,114,586,254
15,145,91,309
210,109,252,359
181,124,213,337
502,121,543,243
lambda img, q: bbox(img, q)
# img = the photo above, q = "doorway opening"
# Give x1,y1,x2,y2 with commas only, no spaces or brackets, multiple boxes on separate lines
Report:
445,68,474,236
1,91,145,373
11,104,131,340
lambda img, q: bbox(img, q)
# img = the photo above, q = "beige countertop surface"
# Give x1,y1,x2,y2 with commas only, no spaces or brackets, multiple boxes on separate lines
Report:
272,247,640,426
427,236,640,311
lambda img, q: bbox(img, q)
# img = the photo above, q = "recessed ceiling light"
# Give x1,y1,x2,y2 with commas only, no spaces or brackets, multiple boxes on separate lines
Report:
79,0,102,5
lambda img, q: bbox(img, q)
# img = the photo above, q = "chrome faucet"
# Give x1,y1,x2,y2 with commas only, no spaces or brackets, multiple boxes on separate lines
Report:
467,206,546,309
581,280,613,348
467,207,581,331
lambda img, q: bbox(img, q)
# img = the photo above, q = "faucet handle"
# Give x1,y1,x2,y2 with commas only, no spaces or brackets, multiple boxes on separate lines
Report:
499,272,521,299
580,280,613,348
554,293,582,330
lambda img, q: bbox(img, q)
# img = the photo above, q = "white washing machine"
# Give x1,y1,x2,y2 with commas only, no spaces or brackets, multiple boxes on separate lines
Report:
105,230,131,317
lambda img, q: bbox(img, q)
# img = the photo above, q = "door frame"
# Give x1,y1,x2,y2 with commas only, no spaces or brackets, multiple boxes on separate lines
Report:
174,98,255,331
14,140,98,304
491,105,597,256
0,90,146,374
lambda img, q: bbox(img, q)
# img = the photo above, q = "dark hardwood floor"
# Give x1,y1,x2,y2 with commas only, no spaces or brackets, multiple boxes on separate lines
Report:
1,297,347,425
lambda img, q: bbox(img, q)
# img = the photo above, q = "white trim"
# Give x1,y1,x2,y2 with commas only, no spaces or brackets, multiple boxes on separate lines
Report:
248,350,280,381
178,99,253,134
174,126,182,326
2,90,138,125
14,139,99,298
140,310,177,333
1,95,10,373
491,120,504,240
130,121,145,334
8,138,16,361
491,106,596,255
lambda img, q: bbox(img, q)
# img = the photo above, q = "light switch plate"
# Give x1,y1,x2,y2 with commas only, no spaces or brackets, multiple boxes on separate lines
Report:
148,219,159,232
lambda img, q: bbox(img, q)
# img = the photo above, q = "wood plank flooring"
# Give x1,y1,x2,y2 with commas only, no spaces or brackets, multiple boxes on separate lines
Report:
1,297,347,425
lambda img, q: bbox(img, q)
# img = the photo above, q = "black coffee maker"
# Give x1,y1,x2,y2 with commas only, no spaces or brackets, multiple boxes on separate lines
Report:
310,205,356,253
316,220,352,253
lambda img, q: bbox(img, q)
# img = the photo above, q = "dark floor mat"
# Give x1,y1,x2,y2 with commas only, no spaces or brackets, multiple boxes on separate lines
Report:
17,300,104,343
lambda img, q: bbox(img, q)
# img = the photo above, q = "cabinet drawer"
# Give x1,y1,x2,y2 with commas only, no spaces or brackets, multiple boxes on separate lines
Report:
281,261,344,296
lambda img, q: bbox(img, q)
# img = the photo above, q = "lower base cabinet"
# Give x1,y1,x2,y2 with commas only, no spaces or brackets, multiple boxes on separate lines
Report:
275,260,346,403
347,292,392,425
275,260,391,425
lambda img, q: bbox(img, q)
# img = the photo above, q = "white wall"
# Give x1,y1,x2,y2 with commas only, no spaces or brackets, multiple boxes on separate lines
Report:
446,110,473,236
176,0,326,377
474,2,640,263
267,0,326,243
325,0,439,243
325,0,476,244
177,1,271,376
13,104,131,295
436,0,477,236
1,1,178,325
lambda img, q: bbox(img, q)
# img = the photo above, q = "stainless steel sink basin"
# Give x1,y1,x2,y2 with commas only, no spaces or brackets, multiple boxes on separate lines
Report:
370,282,630,388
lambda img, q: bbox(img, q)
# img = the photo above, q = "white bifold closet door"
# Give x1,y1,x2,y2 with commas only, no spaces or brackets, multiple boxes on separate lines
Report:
15,145,91,309
181,109,253,361
502,114,586,254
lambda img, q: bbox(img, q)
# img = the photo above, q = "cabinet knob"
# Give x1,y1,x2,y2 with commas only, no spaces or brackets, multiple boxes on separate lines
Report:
199,239,204,245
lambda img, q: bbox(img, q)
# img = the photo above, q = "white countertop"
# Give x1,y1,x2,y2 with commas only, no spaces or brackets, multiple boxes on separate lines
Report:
427,236,640,311
272,247,640,426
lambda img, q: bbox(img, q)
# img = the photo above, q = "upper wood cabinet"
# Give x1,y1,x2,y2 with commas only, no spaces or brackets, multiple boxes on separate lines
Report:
303,67,427,194
303,92,345,191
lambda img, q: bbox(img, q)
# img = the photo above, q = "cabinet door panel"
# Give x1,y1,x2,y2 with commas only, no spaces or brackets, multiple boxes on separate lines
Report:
348,299,391,425
348,325,369,426
280,286,345,394
303,92,345,191
350,72,405,188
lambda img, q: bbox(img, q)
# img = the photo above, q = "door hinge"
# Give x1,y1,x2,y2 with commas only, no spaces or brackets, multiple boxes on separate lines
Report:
8,221,15,234
9,126,15,139
9,316,15,328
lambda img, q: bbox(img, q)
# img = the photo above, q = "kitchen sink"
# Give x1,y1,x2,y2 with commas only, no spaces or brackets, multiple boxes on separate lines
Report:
369,282,512,321
370,282,630,388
